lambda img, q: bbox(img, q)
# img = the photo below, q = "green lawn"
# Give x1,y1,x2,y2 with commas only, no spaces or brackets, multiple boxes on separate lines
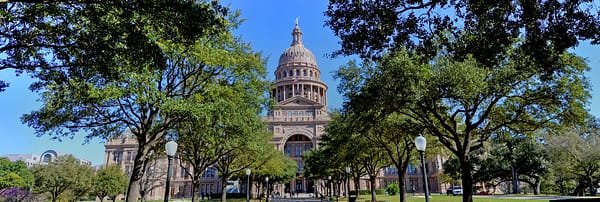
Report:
136,195,551,202
99,194,571,202
350,195,550,202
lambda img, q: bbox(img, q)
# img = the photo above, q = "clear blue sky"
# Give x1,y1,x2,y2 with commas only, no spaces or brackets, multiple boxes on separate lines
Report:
1,1,599,166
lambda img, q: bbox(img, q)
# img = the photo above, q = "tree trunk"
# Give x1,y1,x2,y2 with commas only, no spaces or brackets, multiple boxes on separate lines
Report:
52,192,58,202
398,176,406,202
460,158,474,202
369,175,377,202
191,180,198,202
533,177,541,195
354,176,360,197
511,166,518,194
221,172,229,202
588,175,595,196
127,144,153,202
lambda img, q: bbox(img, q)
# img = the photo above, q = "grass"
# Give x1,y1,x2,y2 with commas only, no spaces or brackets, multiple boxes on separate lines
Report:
100,194,588,202
350,194,550,202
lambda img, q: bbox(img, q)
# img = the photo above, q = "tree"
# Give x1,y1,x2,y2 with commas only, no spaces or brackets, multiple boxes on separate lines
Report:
249,150,296,201
13,2,266,201
30,155,93,202
325,0,600,74
334,61,425,202
172,41,270,201
340,45,590,202
93,165,129,202
0,158,33,189
0,0,227,92
486,133,548,195
317,112,389,202
544,124,600,196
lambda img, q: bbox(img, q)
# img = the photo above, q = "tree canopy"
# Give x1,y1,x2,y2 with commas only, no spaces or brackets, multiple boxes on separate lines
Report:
31,155,94,202
0,158,33,190
0,0,228,92
326,0,600,74
93,165,129,202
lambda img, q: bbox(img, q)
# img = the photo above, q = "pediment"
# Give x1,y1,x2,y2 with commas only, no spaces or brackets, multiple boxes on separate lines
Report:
277,96,322,107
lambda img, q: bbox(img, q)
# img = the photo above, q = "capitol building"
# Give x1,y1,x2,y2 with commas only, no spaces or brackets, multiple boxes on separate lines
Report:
104,22,444,200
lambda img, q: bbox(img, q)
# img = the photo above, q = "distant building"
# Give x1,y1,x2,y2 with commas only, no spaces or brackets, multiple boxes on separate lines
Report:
1,150,92,166
39,149,92,166
1,153,38,167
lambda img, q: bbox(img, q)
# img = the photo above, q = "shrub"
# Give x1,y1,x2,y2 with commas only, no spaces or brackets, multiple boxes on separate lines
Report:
386,183,399,196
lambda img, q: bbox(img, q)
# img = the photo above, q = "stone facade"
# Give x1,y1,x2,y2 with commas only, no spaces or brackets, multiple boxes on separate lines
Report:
265,21,330,195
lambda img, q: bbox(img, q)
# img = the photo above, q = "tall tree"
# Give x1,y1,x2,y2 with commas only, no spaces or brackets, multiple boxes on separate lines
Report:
30,155,93,202
93,165,129,202
13,2,265,201
341,46,590,202
171,16,269,200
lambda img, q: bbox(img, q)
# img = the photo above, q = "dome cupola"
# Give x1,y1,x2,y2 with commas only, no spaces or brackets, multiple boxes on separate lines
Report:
278,21,317,67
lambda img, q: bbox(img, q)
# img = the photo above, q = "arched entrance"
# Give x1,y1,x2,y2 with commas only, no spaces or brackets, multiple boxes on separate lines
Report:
283,134,314,194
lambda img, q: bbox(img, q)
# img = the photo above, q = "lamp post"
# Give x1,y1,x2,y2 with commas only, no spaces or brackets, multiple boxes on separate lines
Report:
415,135,429,202
246,169,251,202
164,140,178,202
328,176,332,201
345,167,351,201
265,177,269,202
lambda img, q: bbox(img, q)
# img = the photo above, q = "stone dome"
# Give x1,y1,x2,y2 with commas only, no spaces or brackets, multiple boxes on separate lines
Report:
278,45,317,66
277,23,317,66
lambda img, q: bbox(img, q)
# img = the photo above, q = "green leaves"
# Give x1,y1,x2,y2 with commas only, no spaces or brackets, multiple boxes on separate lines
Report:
31,155,94,202
0,158,33,189
93,165,129,201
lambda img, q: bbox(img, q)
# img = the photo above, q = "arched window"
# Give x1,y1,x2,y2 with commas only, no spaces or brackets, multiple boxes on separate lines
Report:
42,154,52,163
289,70,293,76
303,69,307,76
283,71,287,77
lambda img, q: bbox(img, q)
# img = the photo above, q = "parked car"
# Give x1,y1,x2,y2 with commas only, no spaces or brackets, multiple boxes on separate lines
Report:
446,186,463,196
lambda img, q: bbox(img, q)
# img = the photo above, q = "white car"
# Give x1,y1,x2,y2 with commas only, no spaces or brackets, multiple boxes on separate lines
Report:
446,186,463,196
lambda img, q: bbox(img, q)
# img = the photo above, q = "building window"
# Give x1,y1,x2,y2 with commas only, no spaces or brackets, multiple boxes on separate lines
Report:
298,161,304,172
181,167,188,179
113,151,122,163
202,167,216,178
295,145,302,157
42,154,52,163
285,146,291,156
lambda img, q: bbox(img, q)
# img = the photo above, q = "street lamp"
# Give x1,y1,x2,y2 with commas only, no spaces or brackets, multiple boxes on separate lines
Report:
164,140,178,202
246,169,251,202
265,177,269,202
328,176,332,201
345,167,351,200
415,135,430,202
